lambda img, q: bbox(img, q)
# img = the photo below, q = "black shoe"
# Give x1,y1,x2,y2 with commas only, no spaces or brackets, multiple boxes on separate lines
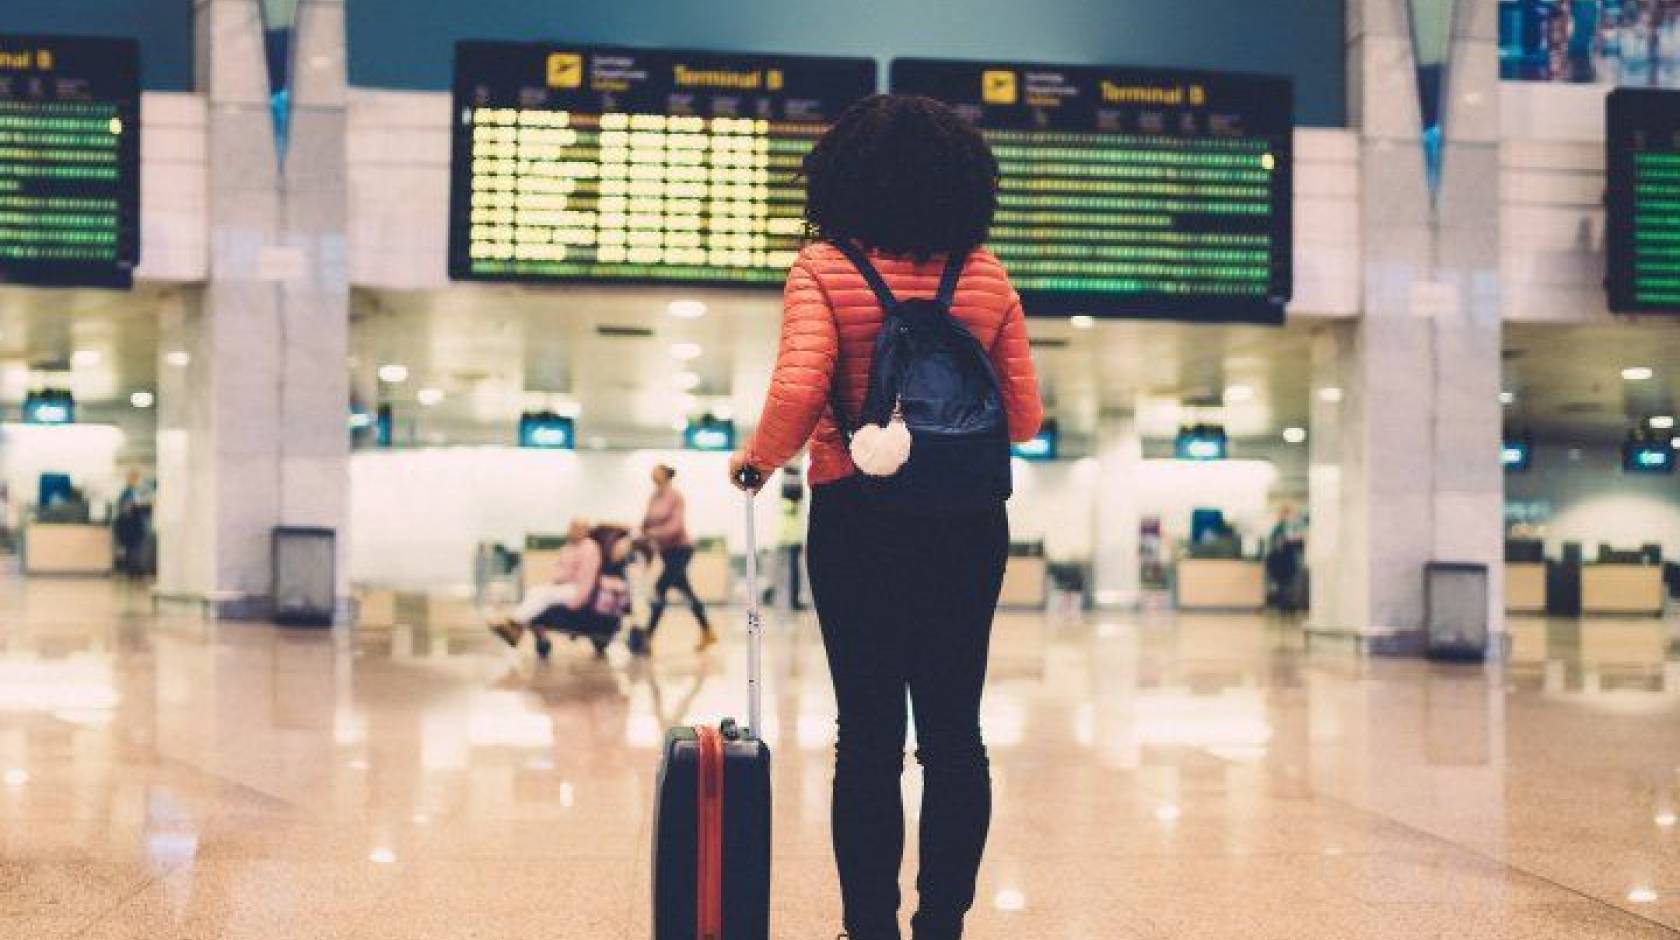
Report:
535,636,553,659
626,628,650,656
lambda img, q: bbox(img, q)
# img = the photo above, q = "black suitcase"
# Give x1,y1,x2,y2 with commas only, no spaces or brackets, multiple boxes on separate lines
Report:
651,481,771,940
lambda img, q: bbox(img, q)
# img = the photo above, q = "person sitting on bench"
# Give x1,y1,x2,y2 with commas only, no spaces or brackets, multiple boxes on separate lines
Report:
490,518,601,658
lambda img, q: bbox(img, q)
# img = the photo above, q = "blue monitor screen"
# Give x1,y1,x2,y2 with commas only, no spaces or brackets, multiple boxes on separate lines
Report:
1011,421,1059,461
22,390,75,425
1175,425,1228,461
519,412,575,450
1502,439,1532,472
1623,441,1676,474
684,418,735,452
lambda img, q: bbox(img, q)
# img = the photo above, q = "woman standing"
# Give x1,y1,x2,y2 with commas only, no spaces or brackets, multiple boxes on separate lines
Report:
730,95,1041,940
641,464,715,652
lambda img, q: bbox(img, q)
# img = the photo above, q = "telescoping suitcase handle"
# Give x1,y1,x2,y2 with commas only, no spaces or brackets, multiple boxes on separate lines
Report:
733,466,766,740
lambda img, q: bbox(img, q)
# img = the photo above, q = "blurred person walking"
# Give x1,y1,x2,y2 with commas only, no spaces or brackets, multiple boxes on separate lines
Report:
641,464,716,652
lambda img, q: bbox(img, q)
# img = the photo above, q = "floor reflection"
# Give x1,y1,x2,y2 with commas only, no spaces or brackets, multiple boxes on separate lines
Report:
1,579,1678,938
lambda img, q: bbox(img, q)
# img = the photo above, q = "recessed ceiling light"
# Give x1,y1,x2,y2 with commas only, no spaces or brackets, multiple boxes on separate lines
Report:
1154,804,1182,823
70,349,101,368
369,847,397,865
1500,391,1515,405
416,387,444,407
1628,887,1658,904
377,363,410,384
668,300,707,319
2,768,26,787
1223,385,1254,404
1652,415,1675,430
129,391,155,409
1623,366,1655,381
1069,315,1095,330
670,342,703,361
165,350,191,368
677,371,702,391
1319,387,1344,404
1282,426,1307,444
1656,811,1677,828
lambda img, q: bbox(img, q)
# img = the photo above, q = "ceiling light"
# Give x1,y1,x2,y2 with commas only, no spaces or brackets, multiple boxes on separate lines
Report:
677,371,702,391
129,391,155,409
1069,315,1095,330
1623,366,1655,381
378,363,410,384
369,847,396,865
165,350,191,368
2,768,26,787
1652,416,1676,430
1223,385,1254,404
670,342,703,361
1283,426,1307,444
416,387,445,407
1499,391,1515,405
1319,387,1344,404
1154,804,1182,823
1628,887,1658,904
668,299,707,319
70,349,101,368
1657,811,1678,828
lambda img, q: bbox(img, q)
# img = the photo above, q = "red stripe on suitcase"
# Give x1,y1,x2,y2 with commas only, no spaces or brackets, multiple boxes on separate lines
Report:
695,726,725,940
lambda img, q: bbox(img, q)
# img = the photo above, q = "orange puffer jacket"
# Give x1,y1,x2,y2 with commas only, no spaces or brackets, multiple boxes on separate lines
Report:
743,242,1043,485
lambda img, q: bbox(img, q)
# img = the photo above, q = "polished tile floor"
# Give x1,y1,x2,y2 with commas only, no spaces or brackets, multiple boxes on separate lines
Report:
2,576,1679,939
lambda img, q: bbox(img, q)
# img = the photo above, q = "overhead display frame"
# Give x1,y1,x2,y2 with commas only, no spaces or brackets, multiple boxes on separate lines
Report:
1607,87,1680,314
0,34,141,289
449,41,876,288
892,58,1293,323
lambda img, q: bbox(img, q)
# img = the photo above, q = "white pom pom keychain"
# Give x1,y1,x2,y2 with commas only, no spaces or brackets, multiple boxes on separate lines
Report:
850,400,912,477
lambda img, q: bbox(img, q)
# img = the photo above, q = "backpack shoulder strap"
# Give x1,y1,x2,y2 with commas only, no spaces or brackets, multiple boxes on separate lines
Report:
830,240,898,311
936,252,967,308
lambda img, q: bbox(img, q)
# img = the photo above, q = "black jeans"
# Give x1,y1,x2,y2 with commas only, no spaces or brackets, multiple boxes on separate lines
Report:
646,546,711,634
807,478,1008,940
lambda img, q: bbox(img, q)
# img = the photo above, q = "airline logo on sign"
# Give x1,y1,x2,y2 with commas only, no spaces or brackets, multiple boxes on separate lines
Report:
546,52,583,89
982,69,1017,105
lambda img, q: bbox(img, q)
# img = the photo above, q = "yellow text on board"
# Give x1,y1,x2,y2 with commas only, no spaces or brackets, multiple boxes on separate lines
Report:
0,47,55,71
673,65,783,92
1100,81,1207,107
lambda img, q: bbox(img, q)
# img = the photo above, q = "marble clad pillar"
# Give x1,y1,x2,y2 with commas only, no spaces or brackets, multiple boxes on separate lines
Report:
1311,0,1504,645
156,0,348,617
1091,413,1143,608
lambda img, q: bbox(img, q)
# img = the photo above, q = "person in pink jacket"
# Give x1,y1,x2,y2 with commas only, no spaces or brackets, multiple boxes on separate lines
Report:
491,518,601,658
640,464,715,652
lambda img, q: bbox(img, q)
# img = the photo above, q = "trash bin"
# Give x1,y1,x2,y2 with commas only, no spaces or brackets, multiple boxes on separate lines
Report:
1425,561,1489,662
273,527,336,627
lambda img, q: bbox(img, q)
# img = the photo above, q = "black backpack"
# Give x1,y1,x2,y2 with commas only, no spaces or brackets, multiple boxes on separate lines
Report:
828,240,1012,516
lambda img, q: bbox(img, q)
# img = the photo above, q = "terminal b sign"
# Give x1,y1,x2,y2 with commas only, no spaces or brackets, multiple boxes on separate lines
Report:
0,34,141,289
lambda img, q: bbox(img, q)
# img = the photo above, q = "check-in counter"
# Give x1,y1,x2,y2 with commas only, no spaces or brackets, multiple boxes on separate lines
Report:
1580,564,1665,616
1505,562,1547,614
999,544,1048,608
1175,557,1265,611
24,523,112,576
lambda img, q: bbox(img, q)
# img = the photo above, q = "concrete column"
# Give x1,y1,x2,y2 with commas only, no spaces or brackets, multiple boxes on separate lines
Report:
156,0,348,617
1091,413,1142,608
1315,0,1503,646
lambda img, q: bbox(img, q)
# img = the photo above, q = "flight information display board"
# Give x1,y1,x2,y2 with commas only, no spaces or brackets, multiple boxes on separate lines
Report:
893,58,1292,322
449,41,875,287
1607,88,1680,313
0,35,140,289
